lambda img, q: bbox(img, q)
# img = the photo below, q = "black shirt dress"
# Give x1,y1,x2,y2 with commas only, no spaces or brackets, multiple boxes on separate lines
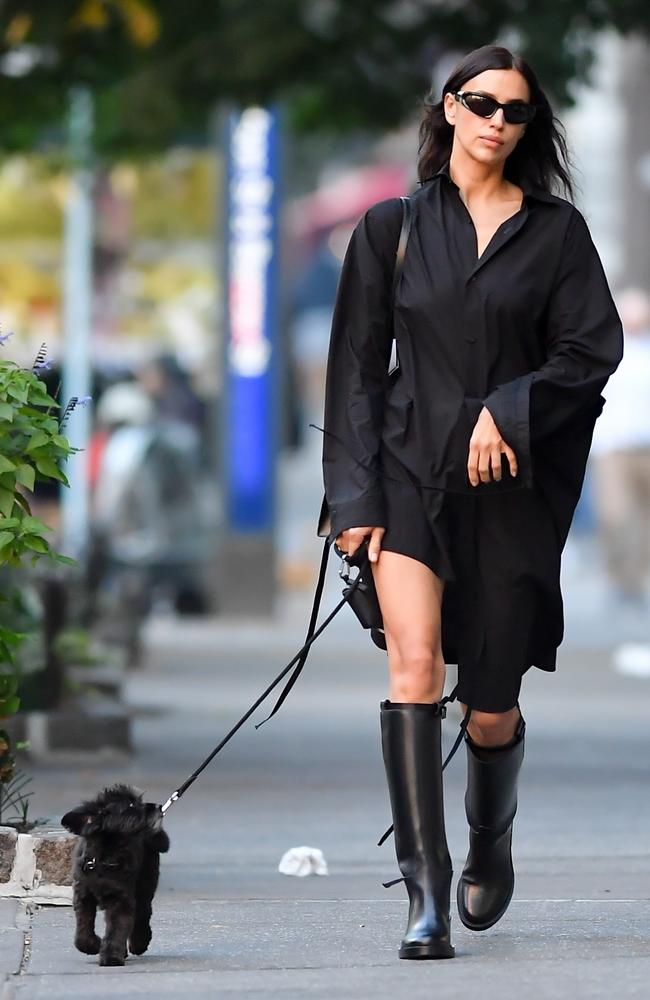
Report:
318,158,624,712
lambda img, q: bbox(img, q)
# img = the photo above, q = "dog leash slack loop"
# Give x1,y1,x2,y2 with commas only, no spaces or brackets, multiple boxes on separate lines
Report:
158,539,371,816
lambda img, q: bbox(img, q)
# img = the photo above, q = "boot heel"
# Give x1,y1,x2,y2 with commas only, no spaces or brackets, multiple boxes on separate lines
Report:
399,940,455,960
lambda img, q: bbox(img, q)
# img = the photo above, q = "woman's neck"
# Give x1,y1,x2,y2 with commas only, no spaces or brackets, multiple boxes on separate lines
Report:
448,144,509,205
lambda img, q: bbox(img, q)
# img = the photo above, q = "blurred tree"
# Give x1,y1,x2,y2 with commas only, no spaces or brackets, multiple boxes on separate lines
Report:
0,0,647,154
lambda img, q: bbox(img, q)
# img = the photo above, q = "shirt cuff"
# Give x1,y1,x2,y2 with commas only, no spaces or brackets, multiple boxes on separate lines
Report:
324,493,386,542
482,375,534,488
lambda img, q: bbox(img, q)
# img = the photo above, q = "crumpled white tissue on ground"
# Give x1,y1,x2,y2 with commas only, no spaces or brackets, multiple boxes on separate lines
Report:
278,846,329,877
612,642,650,678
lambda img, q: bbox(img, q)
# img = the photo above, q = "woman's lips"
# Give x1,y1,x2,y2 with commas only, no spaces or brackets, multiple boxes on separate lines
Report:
480,136,503,147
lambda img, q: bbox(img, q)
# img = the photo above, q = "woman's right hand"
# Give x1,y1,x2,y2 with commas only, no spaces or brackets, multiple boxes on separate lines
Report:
335,526,385,563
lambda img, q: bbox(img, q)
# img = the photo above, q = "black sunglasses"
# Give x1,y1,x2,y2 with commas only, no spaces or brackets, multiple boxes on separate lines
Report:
452,90,536,125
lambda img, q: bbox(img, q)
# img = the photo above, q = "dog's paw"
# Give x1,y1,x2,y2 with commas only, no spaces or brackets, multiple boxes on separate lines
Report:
75,934,101,955
99,949,126,967
129,925,152,955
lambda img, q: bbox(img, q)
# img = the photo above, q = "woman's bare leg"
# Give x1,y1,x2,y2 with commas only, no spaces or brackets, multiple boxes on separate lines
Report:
371,550,446,702
371,548,521,740
459,703,521,746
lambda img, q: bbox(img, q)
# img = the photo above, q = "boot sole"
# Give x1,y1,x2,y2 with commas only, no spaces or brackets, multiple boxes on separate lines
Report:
399,941,455,959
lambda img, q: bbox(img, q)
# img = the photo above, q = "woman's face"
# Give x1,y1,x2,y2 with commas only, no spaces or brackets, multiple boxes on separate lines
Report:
443,68,531,168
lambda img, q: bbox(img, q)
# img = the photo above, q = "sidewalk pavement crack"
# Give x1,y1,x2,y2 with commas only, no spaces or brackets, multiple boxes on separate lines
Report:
15,901,35,977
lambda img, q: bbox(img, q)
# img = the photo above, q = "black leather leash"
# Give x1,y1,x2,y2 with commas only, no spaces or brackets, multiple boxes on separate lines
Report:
161,195,415,816
160,536,367,815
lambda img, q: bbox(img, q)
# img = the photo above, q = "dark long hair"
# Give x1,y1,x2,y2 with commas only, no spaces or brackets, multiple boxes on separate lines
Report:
418,45,575,200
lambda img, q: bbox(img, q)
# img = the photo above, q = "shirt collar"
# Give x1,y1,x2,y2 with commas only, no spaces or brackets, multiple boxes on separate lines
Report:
432,158,558,204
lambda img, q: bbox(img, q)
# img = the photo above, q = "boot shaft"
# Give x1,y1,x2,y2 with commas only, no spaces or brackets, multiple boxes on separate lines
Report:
380,700,451,871
464,717,526,833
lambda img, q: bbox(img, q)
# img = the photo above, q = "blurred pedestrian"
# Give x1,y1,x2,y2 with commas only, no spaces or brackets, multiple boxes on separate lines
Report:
590,287,650,608
320,44,623,960
139,352,205,432
89,380,208,663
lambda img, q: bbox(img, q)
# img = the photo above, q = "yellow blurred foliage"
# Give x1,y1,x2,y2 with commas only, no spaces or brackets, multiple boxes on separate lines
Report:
71,0,109,31
71,0,160,47
137,259,213,302
0,251,59,306
5,14,32,45
116,0,160,47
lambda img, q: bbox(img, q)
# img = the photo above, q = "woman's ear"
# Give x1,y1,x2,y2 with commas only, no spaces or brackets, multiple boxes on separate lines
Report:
443,93,456,126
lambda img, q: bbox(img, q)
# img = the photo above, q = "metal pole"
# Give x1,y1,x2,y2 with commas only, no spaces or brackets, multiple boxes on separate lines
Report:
217,103,282,615
61,86,94,561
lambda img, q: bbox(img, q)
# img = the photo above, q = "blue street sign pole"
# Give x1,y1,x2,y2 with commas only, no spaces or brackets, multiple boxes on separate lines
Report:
217,103,282,614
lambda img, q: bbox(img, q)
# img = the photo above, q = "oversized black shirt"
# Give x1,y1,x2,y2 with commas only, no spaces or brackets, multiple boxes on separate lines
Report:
320,159,623,547
317,159,624,703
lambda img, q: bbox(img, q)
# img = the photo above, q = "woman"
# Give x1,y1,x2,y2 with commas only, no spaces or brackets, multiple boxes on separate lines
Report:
320,44,623,960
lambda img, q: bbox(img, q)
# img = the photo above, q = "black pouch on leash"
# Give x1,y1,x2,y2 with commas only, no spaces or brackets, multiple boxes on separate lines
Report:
334,539,387,649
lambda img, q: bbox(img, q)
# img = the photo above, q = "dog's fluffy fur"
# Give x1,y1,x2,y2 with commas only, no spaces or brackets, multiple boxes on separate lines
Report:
61,784,170,966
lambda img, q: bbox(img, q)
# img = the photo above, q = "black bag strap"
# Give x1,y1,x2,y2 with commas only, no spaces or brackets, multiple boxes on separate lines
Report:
389,194,413,377
317,194,412,539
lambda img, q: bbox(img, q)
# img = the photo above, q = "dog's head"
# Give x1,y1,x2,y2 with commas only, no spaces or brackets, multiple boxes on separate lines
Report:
62,784,168,874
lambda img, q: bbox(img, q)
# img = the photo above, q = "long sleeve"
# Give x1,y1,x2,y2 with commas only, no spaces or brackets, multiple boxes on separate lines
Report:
320,200,402,539
481,207,624,488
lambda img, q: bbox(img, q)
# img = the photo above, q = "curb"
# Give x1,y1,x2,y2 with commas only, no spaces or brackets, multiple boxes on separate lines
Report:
0,826,73,905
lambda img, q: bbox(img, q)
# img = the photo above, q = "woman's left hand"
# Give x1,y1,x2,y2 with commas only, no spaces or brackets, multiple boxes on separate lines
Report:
467,406,518,486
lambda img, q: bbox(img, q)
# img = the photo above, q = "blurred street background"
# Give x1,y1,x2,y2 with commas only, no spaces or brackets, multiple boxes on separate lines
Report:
0,3,648,998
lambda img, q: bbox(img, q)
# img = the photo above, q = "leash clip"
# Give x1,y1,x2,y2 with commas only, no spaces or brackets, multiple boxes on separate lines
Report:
160,791,179,815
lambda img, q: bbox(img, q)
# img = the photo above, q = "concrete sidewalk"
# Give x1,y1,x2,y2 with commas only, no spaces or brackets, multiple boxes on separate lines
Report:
1,587,649,999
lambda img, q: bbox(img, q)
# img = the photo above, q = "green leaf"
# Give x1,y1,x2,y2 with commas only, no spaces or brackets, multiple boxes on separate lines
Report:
15,465,35,491
0,455,16,474
53,552,77,566
0,402,14,421
25,431,50,453
22,536,49,554
20,515,53,535
0,695,20,719
27,391,59,407
0,488,14,518
0,675,18,697
52,434,71,449
0,628,27,644
35,457,65,482
6,385,28,404
0,531,14,549
13,493,31,515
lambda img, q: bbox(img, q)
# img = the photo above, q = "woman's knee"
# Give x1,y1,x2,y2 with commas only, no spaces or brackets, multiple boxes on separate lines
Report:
388,645,445,701
389,642,444,681
462,705,521,746
371,550,446,701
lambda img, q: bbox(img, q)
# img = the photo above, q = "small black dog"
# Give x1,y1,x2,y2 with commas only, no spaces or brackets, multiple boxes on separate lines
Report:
61,784,170,966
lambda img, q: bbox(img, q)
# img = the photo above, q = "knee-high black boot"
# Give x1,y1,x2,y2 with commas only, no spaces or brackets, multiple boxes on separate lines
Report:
380,700,455,960
456,711,526,931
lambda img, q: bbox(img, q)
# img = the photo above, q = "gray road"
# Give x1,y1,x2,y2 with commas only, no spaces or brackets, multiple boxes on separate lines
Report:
1,573,649,1000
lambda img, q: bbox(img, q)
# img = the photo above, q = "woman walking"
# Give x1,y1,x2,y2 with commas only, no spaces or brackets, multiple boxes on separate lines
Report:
320,44,623,959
